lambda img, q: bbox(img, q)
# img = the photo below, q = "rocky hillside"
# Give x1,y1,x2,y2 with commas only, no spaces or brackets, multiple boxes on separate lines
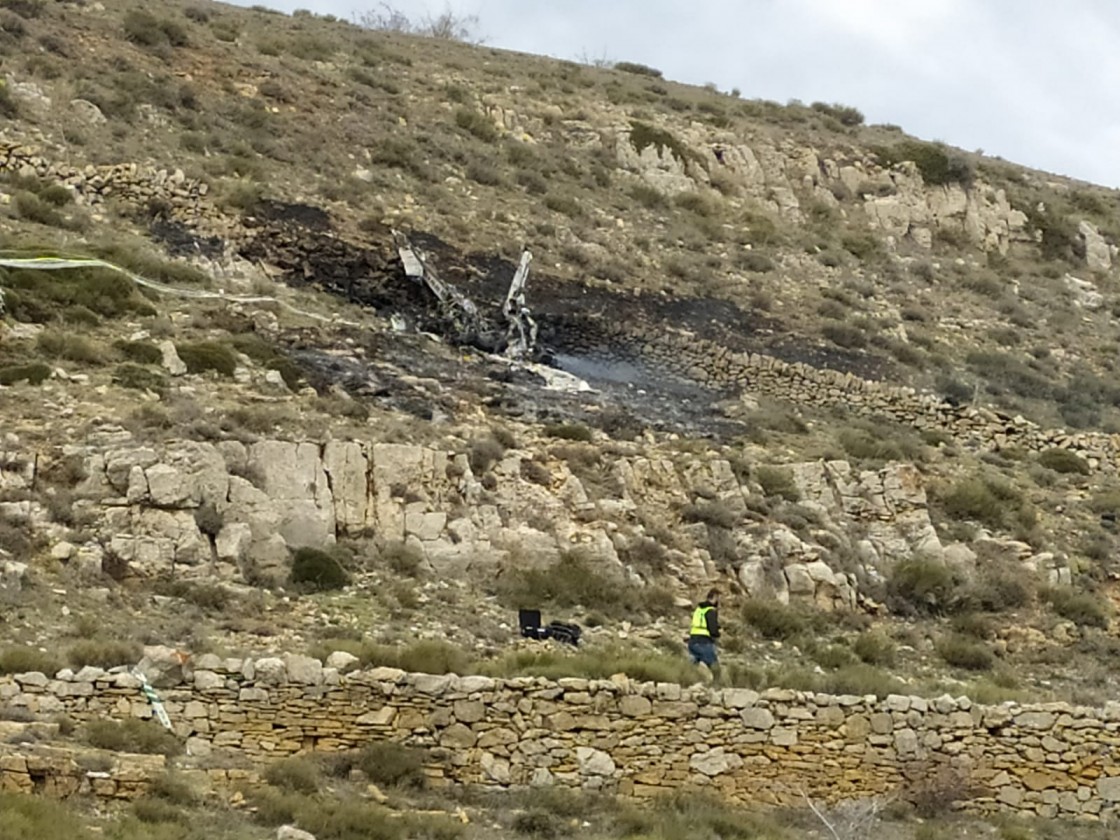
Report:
2,1,1120,836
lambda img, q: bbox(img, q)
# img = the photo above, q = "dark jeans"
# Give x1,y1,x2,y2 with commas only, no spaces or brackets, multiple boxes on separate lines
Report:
688,636,718,667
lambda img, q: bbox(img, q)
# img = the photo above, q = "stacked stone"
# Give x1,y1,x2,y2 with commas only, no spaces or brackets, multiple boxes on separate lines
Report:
0,742,165,799
5,660,1120,818
609,326,1120,474
0,140,207,210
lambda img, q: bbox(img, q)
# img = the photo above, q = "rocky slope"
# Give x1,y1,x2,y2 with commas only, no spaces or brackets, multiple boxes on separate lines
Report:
2,1,1120,835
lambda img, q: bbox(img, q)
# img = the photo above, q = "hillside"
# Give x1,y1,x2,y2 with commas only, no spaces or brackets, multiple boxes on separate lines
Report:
2,1,1120,837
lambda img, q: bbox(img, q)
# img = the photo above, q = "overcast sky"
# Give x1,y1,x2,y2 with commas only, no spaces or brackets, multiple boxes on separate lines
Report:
228,0,1120,189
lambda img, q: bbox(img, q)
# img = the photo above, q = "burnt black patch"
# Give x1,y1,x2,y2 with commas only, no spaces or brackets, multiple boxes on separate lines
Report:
149,220,225,259
254,200,332,231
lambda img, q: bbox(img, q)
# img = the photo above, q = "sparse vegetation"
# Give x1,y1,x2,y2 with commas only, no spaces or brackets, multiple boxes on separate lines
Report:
614,61,663,78
175,341,238,377
454,107,498,142
290,546,351,591
741,599,816,641
887,559,965,617
84,718,182,757
4,12,1120,830
755,466,800,501
1037,448,1090,475
937,634,995,671
872,139,974,186
1042,587,1110,628
123,10,189,51
0,645,60,676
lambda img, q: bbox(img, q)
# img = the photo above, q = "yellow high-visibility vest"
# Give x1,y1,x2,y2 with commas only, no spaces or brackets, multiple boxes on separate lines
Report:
690,605,713,637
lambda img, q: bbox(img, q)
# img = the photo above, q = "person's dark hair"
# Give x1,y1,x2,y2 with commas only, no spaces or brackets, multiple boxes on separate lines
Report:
706,588,720,601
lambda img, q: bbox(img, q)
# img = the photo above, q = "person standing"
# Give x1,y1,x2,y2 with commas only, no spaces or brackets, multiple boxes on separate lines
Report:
689,588,722,684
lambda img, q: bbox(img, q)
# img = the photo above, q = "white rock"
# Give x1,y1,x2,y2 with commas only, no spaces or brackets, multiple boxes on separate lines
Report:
689,747,742,777
576,746,616,777
159,341,188,376
253,657,287,685
283,654,323,685
325,651,360,672
277,826,318,840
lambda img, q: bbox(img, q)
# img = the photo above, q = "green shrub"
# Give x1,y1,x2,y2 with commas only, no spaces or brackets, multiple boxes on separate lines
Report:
838,428,908,462
810,101,864,126
264,756,321,794
939,475,1022,530
12,191,67,227
131,798,187,824
454,107,498,142
140,773,198,810
1043,587,1110,628
969,563,1033,612
0,0,44,19
123,10,189,50
114,340,163,365
61,305,100,326
628,120,691,165
36,184,73,207
36,331,105,364
297,798,406,839
840,232,881,260
630,183,666,208
613,791,787,840
512,809,564,838
464,160,502,186
67,639,142,669
113,363,168,395
84,719,182,756
951,612,995,640
498,552,633,613
308,637,468,674
0,793,94,840
741,599,813,641
377,639,469,675
755,466,800,501
675,192,717,217
811,644,857,670
680,501,738,529
873,140,973,186
290,547,350,591
468,436,506,474
543,193,582,217
543,422,593,442
1037,448,1090,475
821,322,866,349
1,264,153,321
0,363,51,386
152,579,230,612
822,663,905,697
937,635,994,671
175,341,237,377
355,741,427,788
737,252,775,273
481,646,697,686
0,645,60,676
614,61,663,78
886,559,964,616
0,80,17,118
852,632,896,666
378,541,424,576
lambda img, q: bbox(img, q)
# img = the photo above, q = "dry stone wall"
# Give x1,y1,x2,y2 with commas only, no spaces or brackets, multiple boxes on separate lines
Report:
0,141,208,210
598,325,1120,474
4,658,1120,821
